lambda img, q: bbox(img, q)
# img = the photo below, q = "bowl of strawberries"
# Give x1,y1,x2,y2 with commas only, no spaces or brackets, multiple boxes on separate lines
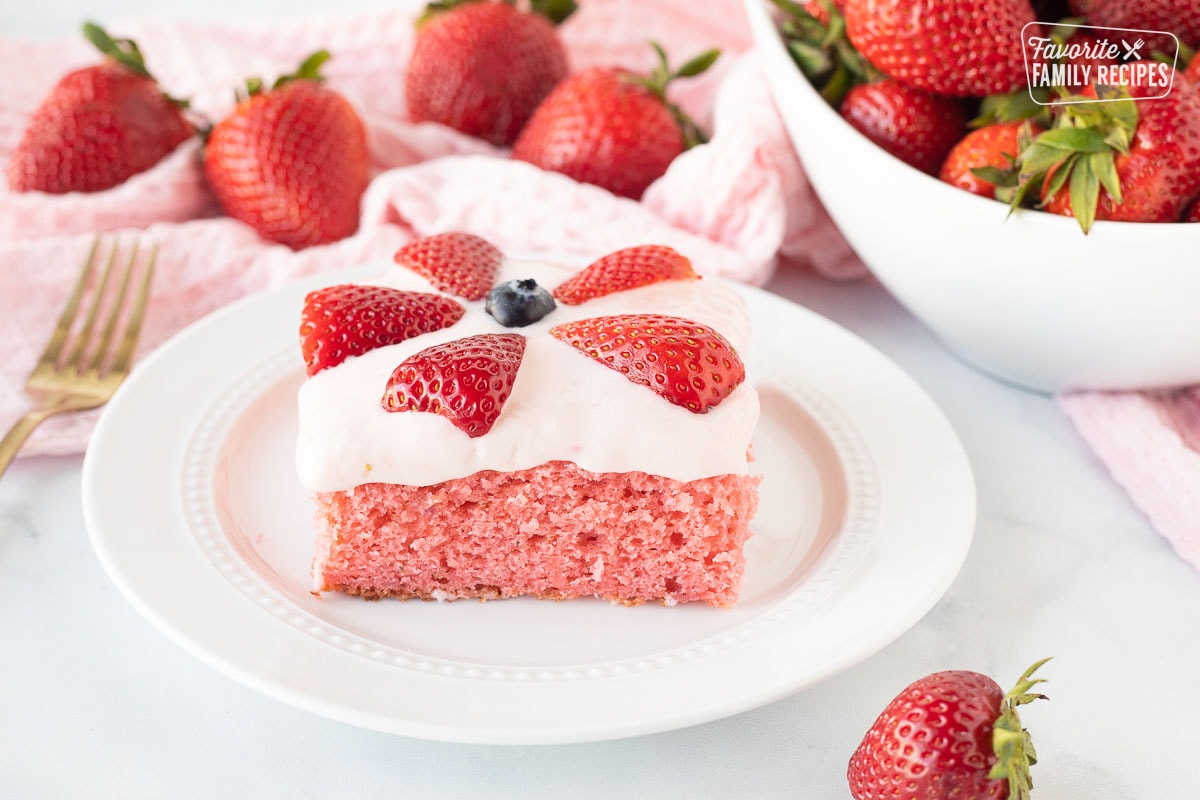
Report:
745,0,1200,394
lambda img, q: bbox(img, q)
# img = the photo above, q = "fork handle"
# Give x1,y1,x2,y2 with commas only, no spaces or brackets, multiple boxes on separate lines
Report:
0,409,57,480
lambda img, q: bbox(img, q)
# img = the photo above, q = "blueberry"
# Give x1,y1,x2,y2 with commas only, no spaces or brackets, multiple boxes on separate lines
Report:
485,278,557,327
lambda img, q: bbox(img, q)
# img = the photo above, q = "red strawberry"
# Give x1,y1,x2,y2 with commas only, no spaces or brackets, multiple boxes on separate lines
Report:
300,285,465,376
553,245,698,305
1021,73,1200,231
511,44,721,200
203,51,369,250
1186,55,1200,83
393,232,503,301
848,660,1050,800
839,80,967,175
7,22,194,194
940,120,1043,199
802,0,844,25
381,333,526,438
1184,195,1200,222
548,314,745,413
1069,0,1200,50
405,0,573,147
843,0,1038,97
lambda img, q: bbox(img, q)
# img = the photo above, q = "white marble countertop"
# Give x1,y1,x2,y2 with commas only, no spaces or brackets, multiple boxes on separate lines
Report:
5,3,1199,797
3,265,1197,798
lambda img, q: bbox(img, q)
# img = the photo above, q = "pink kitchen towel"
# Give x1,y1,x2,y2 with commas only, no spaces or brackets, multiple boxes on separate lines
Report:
1,0,1194,573
1061,391,1200,572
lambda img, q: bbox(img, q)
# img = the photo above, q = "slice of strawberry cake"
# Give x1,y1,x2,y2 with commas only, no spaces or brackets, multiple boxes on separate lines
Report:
296,233,760,607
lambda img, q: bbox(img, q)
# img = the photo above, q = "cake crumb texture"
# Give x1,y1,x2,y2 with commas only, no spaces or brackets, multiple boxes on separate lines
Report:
312,461,760,607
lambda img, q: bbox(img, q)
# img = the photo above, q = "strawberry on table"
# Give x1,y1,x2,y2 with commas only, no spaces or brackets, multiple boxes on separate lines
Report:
548,314,745,413
203,51,369,250
839,79,967,175
848,659,1050,800
552,245,699,305
393,232,503,301
300,285,466,376
405,0,574,147
381,333,527,438
6,22,194,194
842,0,1038,97
511,43,721,200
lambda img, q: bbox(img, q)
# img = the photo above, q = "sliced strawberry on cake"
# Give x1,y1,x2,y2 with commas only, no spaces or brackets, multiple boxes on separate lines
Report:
552,245,699,305
393,232,502,300
549,314,745,413
381,333,526,437
300,284,465,376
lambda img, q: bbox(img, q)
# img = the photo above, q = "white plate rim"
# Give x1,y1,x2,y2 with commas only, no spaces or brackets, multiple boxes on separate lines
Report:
82,268,976,744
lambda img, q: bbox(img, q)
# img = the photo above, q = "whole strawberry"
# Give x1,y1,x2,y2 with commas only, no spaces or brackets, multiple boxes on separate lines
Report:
839,80,966,175
843,0,1038,97
940,120,1043,199
1069,0,1200,50
7,22,194,194
1017,75,1200,231
848,659,1050,800
405,0,574,147
204,51,369,249
512,44,720,200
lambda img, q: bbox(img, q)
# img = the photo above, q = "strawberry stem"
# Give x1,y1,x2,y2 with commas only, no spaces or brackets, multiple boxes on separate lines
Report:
529,0,578,24
1011,89,1138,233
988,658,1051,800
627,42,721,149
769,0,878,106
417,0,577,26
273,50,331,90
83,21,194,112
82,21,151,79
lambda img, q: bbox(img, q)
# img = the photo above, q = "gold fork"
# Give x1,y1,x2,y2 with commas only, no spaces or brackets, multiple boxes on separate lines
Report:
0,239,156,478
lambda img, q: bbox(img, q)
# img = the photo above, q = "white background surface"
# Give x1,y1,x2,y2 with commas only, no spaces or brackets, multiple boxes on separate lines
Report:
4,2,1199,798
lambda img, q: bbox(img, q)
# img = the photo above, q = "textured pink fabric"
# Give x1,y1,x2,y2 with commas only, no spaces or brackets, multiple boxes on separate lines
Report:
0,0,865,457
1060,391,1200,573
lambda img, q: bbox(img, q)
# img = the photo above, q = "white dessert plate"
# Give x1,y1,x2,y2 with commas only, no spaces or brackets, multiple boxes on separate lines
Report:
82,269,975,745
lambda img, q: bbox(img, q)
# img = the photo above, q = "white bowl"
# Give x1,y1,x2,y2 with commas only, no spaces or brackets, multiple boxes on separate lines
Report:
745,0,1200,394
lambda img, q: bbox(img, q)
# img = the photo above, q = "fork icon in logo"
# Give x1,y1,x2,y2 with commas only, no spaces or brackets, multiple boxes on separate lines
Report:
1122,37,1146,59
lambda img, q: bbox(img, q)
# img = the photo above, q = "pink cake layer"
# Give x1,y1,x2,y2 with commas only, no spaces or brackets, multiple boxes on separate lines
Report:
311,461,760,607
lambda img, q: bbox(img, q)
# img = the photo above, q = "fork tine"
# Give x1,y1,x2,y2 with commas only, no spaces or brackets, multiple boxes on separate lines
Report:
107,243,156,376
35,238,102,369
86,241,139,374
63,239,120,371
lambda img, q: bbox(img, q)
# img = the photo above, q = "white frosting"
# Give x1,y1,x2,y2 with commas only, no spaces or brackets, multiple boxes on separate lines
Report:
296,258,760,491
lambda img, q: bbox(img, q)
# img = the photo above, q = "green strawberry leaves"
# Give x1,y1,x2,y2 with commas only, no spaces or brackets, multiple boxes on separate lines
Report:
240,50,331,99
626,42,721,149
1011,90,1139,233
419,0,577,26
988,658,1051,800
770,0,878,106
82,21,191,110
83,21,152,79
